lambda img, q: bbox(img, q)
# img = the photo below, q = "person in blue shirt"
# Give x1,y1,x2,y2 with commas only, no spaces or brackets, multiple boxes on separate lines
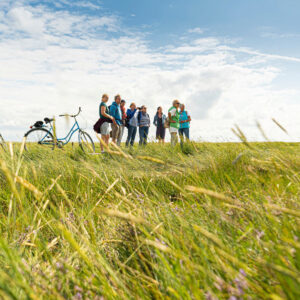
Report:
179,104,191,145
125,102,139,147
109,94,122,144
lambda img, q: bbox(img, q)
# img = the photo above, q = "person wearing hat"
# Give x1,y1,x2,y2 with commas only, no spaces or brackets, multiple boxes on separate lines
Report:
168,100,180,146
138,105,150,146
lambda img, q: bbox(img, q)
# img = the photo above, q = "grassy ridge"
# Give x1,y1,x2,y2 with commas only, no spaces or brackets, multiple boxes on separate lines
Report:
0,141,299,299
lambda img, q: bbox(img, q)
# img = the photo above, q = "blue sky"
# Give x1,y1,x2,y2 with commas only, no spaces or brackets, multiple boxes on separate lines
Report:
0,0,299,141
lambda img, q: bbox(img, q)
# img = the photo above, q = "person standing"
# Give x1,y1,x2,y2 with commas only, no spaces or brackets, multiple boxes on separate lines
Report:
109,95,122,144
117,99,127,146
153,106,166,144
94,94,115,153
126,103,139,147
168,100,180,146
179,104,191,146
138,106,150,146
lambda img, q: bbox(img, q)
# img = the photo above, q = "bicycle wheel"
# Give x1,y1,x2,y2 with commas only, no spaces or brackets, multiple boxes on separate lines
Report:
79,131,95,153
24,128,55,151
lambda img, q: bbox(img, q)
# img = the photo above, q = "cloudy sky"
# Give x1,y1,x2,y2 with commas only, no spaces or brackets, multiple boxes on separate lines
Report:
0,0,299,142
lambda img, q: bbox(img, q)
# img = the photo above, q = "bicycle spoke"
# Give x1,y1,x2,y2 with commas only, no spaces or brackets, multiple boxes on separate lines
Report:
79,131,95,154
25,129,54,151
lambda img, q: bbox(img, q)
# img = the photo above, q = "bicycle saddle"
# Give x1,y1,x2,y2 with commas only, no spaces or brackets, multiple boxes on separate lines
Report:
44,118,54,124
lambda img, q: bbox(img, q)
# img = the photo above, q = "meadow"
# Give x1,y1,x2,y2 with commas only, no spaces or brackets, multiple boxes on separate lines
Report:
0,140,299,299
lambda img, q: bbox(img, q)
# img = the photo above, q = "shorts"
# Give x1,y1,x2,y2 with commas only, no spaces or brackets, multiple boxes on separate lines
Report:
111,123,120,140
100,122,110,135
169,127,178,134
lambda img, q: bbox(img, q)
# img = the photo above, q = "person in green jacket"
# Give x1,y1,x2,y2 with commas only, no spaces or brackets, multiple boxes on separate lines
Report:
168,100,180,146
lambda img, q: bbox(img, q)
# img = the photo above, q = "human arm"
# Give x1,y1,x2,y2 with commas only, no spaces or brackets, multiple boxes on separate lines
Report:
126,109,132,119
122,108,127,120
109,105,118,124
109,104,116,118
153,115,157,126
168,109,176,123
101,105,114,121
186,111,191,123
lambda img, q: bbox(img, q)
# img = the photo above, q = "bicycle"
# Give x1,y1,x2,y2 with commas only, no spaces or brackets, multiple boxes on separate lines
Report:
0,133,7,151
24,107,95,153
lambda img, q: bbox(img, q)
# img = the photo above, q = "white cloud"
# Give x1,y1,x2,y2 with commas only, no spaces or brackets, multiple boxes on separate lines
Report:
7,6,45,36
0,2,299,143
188,27,205,34
260,27,300,39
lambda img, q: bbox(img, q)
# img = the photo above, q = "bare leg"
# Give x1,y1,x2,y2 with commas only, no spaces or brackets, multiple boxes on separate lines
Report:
171,133,178,146
100,134,105,152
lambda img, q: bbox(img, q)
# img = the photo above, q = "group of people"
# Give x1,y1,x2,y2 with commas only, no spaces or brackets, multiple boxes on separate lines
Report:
94,94,191,153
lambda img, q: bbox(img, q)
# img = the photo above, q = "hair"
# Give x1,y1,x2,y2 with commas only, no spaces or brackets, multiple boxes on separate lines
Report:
180,104,185,109
114,94,121,101
156,106,162,116
121,99,126,104
130,102,136,108
173,99,180,106
102,94,108,99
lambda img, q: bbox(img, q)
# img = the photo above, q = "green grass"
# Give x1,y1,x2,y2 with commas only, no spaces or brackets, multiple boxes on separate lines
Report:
0,141,299,299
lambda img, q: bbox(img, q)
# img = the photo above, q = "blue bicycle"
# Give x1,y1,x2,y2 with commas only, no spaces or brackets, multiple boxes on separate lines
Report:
24,107,95,153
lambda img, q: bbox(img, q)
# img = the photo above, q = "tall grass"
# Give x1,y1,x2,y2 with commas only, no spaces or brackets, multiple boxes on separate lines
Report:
0,141,299,299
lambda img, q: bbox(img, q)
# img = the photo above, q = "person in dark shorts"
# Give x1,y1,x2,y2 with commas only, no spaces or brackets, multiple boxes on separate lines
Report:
153,106,166,144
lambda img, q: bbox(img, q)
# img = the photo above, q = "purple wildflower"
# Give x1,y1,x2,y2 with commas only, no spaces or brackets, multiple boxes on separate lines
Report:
74,292,82,300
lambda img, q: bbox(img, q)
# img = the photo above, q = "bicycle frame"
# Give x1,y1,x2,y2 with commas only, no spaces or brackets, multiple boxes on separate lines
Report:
40,117,82,145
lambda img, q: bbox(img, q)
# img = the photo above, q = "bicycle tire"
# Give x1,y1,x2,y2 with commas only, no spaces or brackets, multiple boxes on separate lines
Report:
79,131,95,153
24,128,55,151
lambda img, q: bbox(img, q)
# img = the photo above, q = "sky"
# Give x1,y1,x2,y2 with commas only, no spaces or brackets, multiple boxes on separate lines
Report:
0,0,300,142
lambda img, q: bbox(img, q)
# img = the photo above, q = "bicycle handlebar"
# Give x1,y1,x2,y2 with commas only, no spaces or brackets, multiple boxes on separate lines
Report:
59,107,82,118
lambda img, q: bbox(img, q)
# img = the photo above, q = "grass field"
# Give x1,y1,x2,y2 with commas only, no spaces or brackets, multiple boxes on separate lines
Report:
0,140,299,299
